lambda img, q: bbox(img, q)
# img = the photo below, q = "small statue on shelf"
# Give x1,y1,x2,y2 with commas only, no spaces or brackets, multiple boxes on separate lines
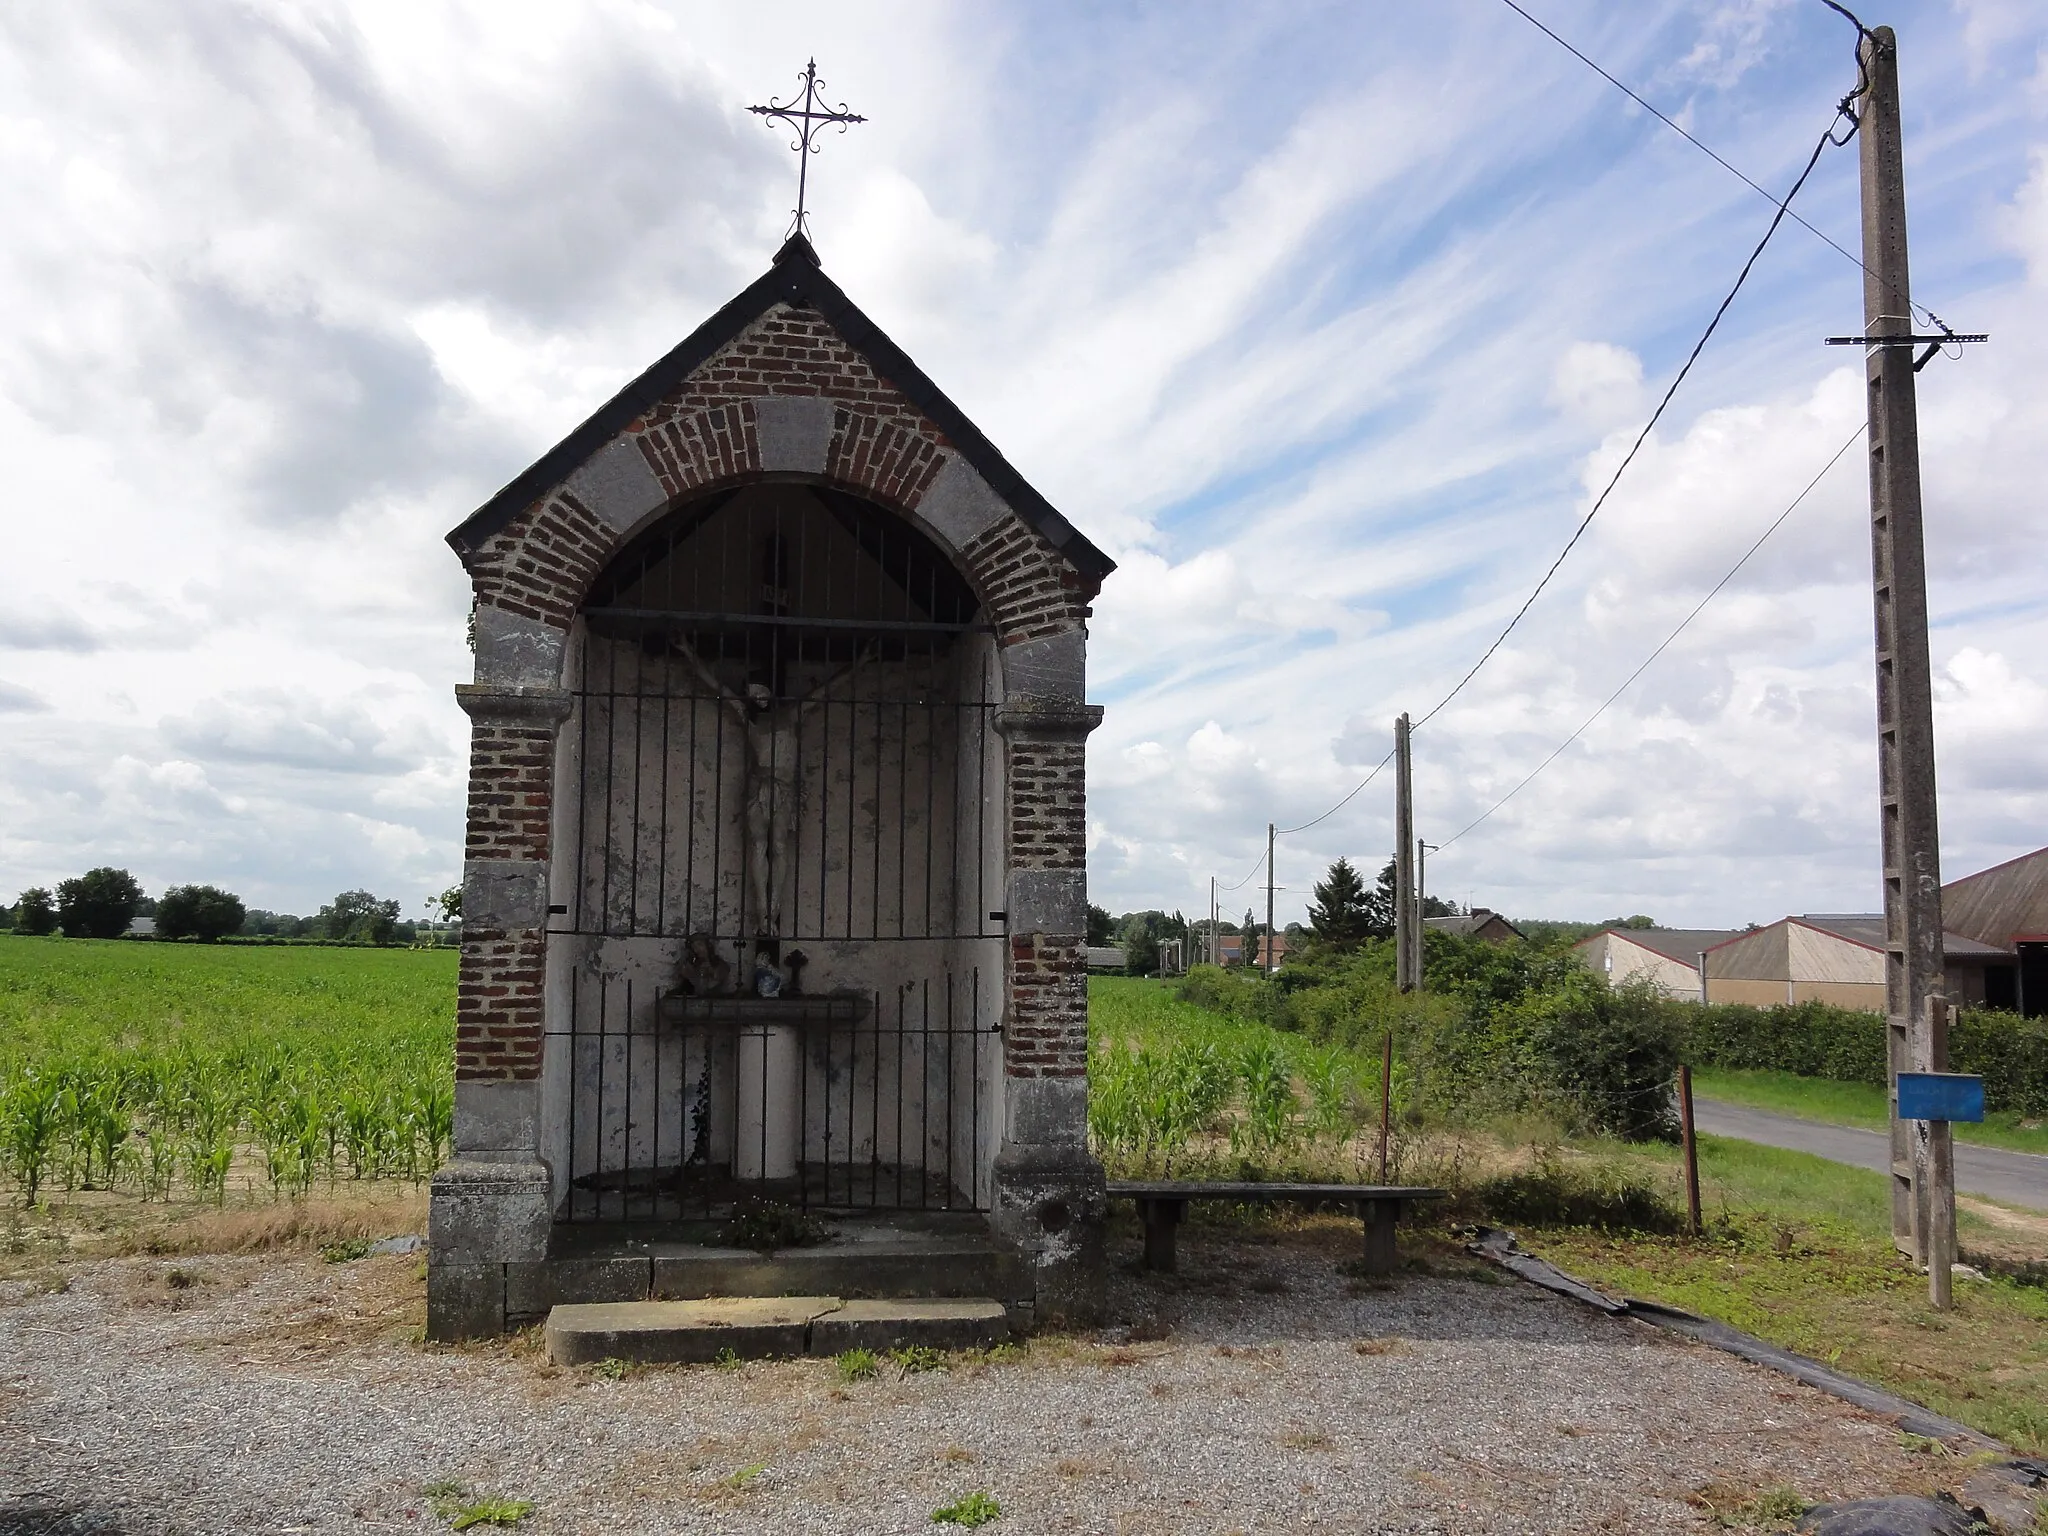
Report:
675,932,731,997
783,950,808,996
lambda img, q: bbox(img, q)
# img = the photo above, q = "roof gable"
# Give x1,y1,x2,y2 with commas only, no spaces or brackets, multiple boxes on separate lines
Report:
446,235,1113,586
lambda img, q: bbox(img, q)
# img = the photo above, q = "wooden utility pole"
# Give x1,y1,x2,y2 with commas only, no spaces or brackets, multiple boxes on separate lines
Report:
1394,715,1416,992
1208,875,1217,967
1858,25,1948,1261
1264,822,1277,976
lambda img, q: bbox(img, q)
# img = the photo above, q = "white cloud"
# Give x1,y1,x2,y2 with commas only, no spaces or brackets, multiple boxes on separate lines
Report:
0,0,2043,934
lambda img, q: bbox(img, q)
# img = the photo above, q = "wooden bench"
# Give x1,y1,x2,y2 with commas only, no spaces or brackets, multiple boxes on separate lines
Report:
1106,1181,1448,1276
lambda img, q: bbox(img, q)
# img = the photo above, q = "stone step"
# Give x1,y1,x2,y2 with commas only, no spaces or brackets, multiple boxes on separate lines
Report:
544,1295,1009,1366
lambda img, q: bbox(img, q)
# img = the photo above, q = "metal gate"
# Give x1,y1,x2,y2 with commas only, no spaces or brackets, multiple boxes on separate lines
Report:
547,483,1006,1223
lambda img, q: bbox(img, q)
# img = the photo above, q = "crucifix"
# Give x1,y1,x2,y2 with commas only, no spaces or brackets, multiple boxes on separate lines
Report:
750,59,866,240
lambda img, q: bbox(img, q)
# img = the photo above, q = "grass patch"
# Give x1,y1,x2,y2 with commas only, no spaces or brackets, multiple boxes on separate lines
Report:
1693,1066,2048,1156
1523,1139,2048,1454
931,1490,1002,1526
835,1347,880,1383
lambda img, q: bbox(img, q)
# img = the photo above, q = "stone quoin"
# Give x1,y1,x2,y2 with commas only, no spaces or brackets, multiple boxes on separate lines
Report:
429,234,1115,1338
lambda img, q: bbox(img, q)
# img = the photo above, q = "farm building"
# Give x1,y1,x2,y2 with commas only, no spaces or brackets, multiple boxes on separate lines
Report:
430,233,1114,1339
1425,908,1523,944
1701,915,2009,1011
1941,844,2048,1016
1573,927,1743,1001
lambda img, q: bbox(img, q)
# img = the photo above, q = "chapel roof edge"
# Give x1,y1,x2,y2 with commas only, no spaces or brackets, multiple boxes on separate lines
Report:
445,238,1114,587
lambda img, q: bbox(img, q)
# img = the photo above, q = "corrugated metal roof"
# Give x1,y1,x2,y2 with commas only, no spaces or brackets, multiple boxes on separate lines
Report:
1942,845,2048,950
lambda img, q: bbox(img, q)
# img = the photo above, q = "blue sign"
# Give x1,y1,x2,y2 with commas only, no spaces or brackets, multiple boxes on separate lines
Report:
1896,1072,1985,1123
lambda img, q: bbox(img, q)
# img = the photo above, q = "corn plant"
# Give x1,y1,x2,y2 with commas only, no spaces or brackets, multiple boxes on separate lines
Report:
1232,1037,1299,1156
1,1070,64,1206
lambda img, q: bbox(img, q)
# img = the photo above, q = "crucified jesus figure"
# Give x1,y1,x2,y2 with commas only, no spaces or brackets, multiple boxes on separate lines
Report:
673,640,868,941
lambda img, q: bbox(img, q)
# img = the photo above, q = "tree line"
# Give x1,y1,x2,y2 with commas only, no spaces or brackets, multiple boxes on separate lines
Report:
1,867,463,946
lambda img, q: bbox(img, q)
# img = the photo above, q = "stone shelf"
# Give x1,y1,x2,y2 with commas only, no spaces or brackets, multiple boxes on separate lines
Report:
656,994,871,1028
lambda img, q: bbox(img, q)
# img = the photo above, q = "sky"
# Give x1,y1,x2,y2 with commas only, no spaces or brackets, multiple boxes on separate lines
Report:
0,0,2043,931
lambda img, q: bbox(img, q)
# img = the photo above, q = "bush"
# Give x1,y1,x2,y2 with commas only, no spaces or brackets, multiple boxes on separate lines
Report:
157,886,247,943
1682,1000,2048,1118
56,868,141,939
12,888,57,937
1518,977,1683,1142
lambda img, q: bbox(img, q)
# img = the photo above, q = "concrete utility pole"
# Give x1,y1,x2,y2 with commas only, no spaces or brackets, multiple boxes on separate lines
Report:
1264,822,1277,977
1394,714,1416,992
1208,875,1217,967
1858,26,1948,1261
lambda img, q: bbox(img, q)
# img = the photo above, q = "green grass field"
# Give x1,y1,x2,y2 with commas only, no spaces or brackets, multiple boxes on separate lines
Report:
1693,1064,2048,1157
0,936,453,1204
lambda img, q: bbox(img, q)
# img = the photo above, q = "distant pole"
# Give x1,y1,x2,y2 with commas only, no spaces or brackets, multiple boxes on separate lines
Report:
1696,950,1710,1006
1858,26,1948,1257
1208,875,1217,967
1378,1030,1393,1184
1264,822,1277,977
1678,1064,1702,1236
1394,714,1416,992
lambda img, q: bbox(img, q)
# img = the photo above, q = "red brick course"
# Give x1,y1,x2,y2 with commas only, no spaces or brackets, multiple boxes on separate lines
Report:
1006,737,1088,872
457,720,557,1082
458,303,1094,648
457,927,547,1080
1006,935,1088,1078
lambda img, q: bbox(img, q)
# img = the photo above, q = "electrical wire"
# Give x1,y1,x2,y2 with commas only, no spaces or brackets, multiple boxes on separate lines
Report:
1431,423,1862,855
1411,95,1857,734
1276,747,1396,837
1494,0,1945,330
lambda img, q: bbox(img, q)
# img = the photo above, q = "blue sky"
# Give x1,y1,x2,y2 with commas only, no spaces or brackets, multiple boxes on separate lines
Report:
0,0,2043,929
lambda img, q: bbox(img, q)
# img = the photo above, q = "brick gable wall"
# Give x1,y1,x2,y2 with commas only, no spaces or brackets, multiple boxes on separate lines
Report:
452,301,1099,1089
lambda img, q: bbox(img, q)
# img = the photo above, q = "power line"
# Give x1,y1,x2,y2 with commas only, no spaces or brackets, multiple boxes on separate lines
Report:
1275,747,1395,837
1494,0,1944,330
1432,423,1862,854
1411,92,1858,733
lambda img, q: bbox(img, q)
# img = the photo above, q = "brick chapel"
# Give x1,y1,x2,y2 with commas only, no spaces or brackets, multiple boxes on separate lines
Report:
428,234,1114,1338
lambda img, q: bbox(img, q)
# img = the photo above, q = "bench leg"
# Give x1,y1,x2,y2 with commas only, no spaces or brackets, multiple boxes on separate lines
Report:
1357,1198,1399,1276
1138,1199,1184,1273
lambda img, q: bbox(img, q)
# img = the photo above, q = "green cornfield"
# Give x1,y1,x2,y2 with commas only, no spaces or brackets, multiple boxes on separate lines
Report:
1087,976,1398,1176
0,938,454,1206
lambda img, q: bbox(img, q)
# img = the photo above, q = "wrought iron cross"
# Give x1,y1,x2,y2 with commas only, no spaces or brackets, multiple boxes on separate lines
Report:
749,59,865,240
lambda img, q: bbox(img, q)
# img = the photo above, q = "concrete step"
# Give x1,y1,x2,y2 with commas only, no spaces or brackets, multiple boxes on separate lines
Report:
545,1295,1009,1366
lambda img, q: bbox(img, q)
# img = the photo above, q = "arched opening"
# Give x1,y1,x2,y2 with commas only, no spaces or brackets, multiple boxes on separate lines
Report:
548,482,1006,1223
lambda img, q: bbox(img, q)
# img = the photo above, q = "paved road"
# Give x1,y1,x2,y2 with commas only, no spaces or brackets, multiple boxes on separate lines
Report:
1692,1097,2048,1212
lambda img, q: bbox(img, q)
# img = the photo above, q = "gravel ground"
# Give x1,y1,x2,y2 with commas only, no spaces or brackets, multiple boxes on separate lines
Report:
0,1226,1949,1535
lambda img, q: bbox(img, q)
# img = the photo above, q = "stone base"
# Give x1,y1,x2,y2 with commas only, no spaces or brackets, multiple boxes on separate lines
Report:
988,1142,1107,1324
426,1158,552,1342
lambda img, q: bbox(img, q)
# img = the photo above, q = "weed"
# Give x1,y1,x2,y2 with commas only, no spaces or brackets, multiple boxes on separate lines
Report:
446,1497,534,1530
712,1346,742,1371
942,1445,975,1463
890,1344,947,1375
321,1237,373,1263
931,1490,1002,1527
1898,1431,1951,1457
724,1462,766,1490
420,1480,466,1502
836,1347,880,1383
593,1357,630,1381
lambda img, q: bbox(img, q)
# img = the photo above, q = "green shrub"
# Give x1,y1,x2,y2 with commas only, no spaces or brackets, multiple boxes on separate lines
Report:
1682,1000,2048,1117
1519,976,1683,1142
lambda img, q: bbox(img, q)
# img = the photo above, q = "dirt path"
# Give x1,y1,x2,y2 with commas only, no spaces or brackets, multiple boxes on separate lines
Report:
0,1230,1966,1534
